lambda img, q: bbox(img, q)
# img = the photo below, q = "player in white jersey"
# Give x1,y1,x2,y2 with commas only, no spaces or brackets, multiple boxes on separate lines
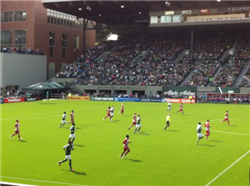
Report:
196,122,204,145
167,101,172,112
60,112,67,128
110,106,114,121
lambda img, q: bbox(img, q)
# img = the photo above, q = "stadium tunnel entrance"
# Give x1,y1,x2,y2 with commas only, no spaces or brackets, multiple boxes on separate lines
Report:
132,90,145,98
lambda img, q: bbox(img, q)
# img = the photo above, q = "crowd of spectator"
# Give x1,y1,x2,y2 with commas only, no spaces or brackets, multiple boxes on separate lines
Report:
185,33,236,86
1,46,45,55
239,67,250,87
80,34,155,85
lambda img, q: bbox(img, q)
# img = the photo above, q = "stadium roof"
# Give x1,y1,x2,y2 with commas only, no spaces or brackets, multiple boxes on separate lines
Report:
42,1,250,18
23,82,66,90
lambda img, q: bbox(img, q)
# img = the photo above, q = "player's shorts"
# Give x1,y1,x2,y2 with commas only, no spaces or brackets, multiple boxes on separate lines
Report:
190,99,192,102
223,118,228,121
136,124,141,128
166,121,170,125
61,119,66,123
206,130,210,136
124,146,130,151
197,133,204,138
132,121,136,125
69,134,75,138
111,113,114,116
168,107,171,109
65,155,71,160
121,109,124,113
15,130,20,134
179,109,183,111
107,113,110,117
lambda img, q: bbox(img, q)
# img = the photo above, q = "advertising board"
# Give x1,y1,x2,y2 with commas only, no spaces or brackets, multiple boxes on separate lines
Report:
114,97,141,102
4,97,25,103
91,97,114,101
163,98,195,104
67,96,90,101
162,87,197,98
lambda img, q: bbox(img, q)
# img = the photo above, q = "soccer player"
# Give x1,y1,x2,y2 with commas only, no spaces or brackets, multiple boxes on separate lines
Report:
60,111,67,128
176,103,184,115
189,95,193,104
67,110,74,124
128,113,137,130
10,120,22,140
167,101,172,112
110,106,114,120
221,110,231,125
196,122,204,145
118,102,124,116
58,141,74,171
103,107,112,121
164,114,170,130
69,123,76,143
134,114,141,134
120,135,131,159
204,120,210,140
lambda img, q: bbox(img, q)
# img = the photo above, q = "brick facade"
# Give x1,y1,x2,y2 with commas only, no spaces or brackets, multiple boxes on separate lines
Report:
1,0,96,77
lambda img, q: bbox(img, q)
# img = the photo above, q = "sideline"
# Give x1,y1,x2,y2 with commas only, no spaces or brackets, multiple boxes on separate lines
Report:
205,150,250,186
0,176,90,186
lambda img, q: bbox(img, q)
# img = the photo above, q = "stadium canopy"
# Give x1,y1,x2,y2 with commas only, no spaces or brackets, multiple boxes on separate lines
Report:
23,82,66,90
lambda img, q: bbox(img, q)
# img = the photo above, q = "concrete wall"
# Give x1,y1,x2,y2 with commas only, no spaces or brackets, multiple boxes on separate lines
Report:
72,85,162,96
71,85,250,95
0,53,47,88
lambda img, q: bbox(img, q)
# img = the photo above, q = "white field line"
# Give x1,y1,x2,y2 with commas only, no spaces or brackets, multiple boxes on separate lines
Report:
0,106,103,121
0,176,91,186
201,118,250,136
205,150,250,186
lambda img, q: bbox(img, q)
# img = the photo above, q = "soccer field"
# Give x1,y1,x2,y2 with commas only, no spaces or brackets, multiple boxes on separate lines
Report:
0,100,249,186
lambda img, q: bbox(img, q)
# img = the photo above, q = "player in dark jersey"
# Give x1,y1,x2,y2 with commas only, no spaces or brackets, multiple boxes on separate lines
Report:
58,141,74,171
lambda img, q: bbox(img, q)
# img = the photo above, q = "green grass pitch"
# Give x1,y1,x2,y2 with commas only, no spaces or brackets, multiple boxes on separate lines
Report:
1,100,249,186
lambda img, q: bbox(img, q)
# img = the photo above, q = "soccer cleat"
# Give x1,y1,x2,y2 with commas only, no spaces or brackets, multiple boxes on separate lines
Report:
128,128,130,130
10,135,12,138
123,154,126,158
20,138,23,140
119,156,123,159
58,162,61,166
70,169,74,172
103,118,104,121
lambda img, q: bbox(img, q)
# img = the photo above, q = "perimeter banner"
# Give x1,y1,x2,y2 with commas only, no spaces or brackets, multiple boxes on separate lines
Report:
91,97,114,101
67,96,90,101
163,98,195,104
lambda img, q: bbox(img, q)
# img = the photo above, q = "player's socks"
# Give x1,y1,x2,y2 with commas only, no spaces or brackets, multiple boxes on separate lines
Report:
72,138,75,142
69,160,72,169
134,129,136,134
164,126,167,130
59,159,67,163
138,127,141,132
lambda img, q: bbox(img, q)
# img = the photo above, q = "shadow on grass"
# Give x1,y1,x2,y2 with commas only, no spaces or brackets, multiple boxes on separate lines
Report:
199,144,215,147
20,140,27,142
124,159,142,162
137,131,150,135
210,140,223,143
61,169,87,175
167,130,179,132
74,144,85,147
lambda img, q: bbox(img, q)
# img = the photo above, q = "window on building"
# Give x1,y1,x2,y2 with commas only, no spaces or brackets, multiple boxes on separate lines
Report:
22,11,26,21
62,48,66,57
14,29,26,48
62,33,67,48
74,49,78,59
47,16,51,23
50,47,53,57
49,32,55,46
4,12,9,22
1,12,4,22
1,30,12,46
14,11,23,21
73,35,79,49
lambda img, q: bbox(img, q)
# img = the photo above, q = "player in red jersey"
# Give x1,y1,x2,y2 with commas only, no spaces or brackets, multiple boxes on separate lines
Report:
128,113,137,130
67,110,75,124
176,103,184,115
204,119,210,140
103,106,112,121
10,120,22,140
118,103,124,116
119,135,131,159
221,110,230,125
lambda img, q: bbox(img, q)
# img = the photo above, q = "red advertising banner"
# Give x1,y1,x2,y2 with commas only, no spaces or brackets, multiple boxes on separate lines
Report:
200,9,210,13
164,98,195,104
4,97,25,103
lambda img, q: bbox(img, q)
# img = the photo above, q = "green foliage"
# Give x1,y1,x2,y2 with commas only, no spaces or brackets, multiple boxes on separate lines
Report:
1,101,249,186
